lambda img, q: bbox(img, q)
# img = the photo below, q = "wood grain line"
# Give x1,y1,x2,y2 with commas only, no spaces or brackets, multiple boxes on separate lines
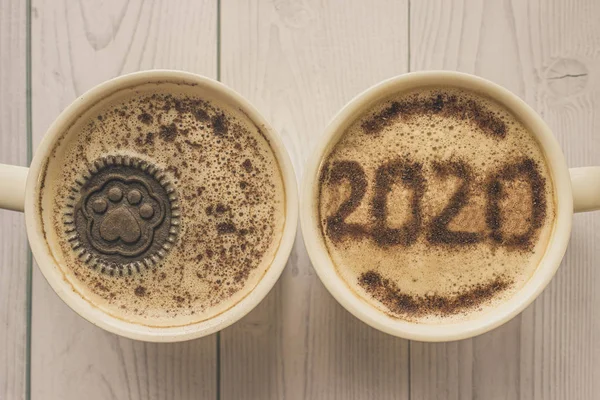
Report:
0,0,28,399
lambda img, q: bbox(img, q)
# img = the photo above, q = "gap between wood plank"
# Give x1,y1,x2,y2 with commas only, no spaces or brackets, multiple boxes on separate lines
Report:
216,0,222,399
25,0,33,399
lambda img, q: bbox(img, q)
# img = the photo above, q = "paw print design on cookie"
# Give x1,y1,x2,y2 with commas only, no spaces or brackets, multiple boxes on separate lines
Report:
64,156,180,275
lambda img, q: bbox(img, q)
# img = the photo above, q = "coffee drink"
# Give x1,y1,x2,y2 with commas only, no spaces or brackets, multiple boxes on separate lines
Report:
38,81,286,327
318,87,556,323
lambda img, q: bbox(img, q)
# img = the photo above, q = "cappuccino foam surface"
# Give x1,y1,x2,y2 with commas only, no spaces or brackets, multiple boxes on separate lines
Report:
318,86,556,324
39,82,285,327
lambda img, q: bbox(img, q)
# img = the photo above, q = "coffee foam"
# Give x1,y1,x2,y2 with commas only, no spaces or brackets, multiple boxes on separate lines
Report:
39,82,286,327
318,87,556,324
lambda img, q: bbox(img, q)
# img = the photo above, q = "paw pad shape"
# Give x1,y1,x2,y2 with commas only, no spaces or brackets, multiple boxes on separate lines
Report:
86,183,163,255
65,156,179,276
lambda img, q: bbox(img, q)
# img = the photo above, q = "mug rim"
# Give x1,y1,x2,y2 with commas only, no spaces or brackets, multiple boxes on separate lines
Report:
24,70,298,342
300,71,573,342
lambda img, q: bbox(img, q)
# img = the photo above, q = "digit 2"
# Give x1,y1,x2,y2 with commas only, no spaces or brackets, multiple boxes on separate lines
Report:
371,159,425,247
324,161,369,242
427,160,483,245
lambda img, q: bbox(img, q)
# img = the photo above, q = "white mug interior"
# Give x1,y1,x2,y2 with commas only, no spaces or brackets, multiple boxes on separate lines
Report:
301,71,573,342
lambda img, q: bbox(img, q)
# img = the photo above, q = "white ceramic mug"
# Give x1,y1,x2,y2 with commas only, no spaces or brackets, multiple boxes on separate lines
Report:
0,70,298,342
301,71,600,342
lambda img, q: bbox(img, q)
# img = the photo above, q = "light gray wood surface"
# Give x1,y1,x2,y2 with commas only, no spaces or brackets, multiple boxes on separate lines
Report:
219,1,410,399
0,1,28,400
0,0,598,399
30,1,217,399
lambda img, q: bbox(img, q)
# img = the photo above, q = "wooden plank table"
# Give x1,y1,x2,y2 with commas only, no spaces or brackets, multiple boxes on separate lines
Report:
1,1,599,399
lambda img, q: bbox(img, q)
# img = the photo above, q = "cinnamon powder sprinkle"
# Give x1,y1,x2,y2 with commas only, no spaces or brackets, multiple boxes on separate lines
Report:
362,92,507,139
358,270,512,318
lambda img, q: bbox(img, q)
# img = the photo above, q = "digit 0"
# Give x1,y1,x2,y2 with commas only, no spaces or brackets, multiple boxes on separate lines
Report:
371,159,425,247
486,158,547,249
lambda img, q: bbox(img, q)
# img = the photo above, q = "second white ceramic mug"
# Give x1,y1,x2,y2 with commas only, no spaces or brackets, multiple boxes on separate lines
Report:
301,71,600,342
0,70,298,342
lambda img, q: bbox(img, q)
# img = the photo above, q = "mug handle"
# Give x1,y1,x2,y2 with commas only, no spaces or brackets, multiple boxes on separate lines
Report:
570,167,600,213
0,164,28,212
